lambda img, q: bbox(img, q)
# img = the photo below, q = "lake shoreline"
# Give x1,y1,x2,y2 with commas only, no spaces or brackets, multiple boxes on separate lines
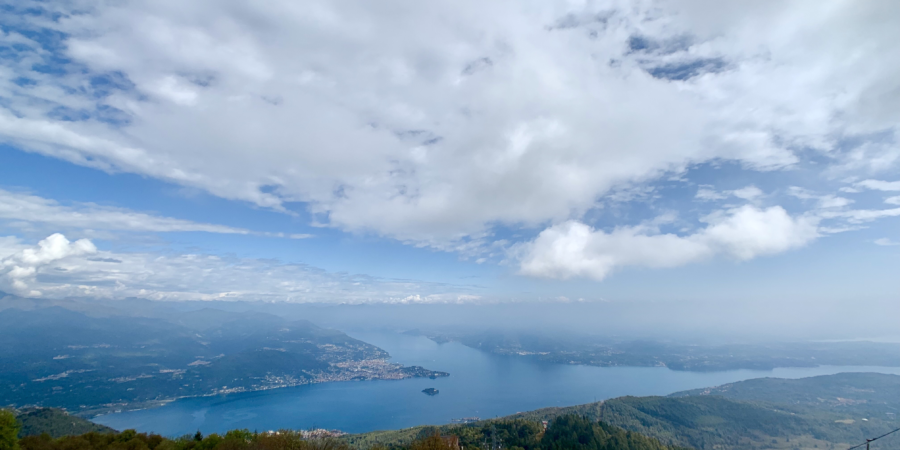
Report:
82,361,449,419
93,333,900,436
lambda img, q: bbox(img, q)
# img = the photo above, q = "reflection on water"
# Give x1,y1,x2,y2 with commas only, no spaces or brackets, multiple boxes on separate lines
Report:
95,332,900,436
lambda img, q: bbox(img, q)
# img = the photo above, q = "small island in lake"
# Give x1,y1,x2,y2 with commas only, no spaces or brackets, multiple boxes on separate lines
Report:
422,388,439,396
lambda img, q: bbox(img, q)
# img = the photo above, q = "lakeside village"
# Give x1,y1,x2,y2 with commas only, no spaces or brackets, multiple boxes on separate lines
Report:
87,359,448,416
199,359,448,397
262,430,348,439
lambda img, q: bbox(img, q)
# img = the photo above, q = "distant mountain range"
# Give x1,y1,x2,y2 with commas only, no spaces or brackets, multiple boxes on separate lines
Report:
406,328,900,371
0,294,447,416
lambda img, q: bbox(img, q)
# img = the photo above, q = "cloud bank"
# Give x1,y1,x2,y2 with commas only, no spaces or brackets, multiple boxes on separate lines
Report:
0,233,96,296
0,0,898,286
0,189,251,234
0,233,477,302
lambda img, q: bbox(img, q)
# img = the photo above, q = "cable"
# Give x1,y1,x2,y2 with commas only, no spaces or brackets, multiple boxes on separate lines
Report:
845,427,900,450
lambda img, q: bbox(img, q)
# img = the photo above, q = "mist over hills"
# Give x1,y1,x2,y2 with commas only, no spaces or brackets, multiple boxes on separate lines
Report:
5,292,900,418
5,291,898,343
403,329,900,371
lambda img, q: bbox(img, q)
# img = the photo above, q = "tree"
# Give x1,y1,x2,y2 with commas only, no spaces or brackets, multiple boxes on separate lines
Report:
0,410,21,450
407,433,456,450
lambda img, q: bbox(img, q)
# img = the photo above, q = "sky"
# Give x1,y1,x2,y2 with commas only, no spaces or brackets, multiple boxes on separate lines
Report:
0,0,898,307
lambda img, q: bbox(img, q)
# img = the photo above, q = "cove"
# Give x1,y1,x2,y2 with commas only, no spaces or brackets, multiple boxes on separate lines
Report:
94,332,900,436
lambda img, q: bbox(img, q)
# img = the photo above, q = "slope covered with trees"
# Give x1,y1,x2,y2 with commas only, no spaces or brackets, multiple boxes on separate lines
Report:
13,409,115,439
505,373,900,450
353,373,900,450
0,415,680,450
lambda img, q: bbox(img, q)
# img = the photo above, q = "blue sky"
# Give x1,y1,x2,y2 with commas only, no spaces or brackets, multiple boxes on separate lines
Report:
0,0,898,305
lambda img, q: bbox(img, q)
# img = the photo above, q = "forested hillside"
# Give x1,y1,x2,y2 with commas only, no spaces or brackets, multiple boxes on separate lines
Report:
670,372,900,415
0,411,682,450
352,373,900,450
511,373,900,450
14,408,115,439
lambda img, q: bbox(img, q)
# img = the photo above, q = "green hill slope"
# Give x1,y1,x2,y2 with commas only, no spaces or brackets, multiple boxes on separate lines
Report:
518,373,900,450
499,396,838,450
671,372,900,416
350,373,900,450
4,414,682,450
15,408,115,438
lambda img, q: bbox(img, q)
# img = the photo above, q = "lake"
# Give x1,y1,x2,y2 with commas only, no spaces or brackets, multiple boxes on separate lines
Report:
95,332,900,436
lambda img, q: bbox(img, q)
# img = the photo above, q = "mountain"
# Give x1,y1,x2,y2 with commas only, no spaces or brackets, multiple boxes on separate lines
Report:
348,372,900,450
14,408,115,438
528,373,900,450
0,304,447,416
670,372,900,416
408,329,900,372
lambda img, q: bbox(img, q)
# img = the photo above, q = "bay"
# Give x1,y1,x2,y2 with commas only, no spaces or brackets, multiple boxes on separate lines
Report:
94,332,900,436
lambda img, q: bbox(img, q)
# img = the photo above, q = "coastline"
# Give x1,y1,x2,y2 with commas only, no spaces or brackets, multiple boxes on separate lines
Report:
81,361,449,419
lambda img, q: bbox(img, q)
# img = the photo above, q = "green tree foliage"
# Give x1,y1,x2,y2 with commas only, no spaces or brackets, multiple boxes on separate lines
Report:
17,430,351,450
448,420,544,450
540,415,677,450
405,433,454,450
0,410,20,450
595,395,883,449
14,408,115,439
10,417,681,450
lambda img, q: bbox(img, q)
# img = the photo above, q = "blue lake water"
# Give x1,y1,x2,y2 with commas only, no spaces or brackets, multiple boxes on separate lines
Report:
95,332,900,436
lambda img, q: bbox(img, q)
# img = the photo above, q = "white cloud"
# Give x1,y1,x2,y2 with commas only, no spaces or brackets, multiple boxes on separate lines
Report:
694,184,765,201
819,207,900,224
695,187,727,201
731,186,764,201
788,187,854,209
695,185,764,202
0,189,308,238
788,185,900,226
517,205,818,280
856,179,900,192
0,233,96,296
874,238,899,246
0,236,25,257
787,186,816,200
0,189,241,233
836,142,900,174
816,195,853,209
885,196,900,206
0,0,896,250
0,234,476,302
